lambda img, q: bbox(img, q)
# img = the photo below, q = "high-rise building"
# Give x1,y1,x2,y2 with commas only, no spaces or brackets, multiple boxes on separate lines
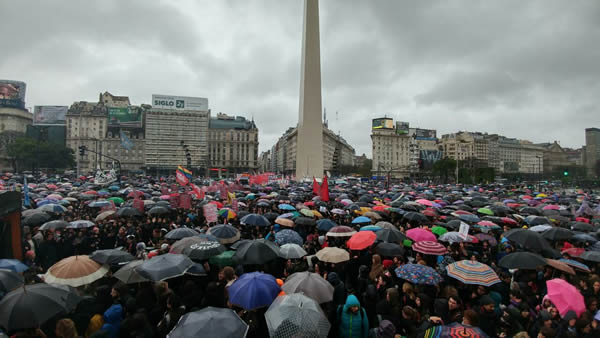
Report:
144,94,209,175
295,0,324,179
207,113,259,177
585,128,600,177
66,101,108,174
0,80,32,170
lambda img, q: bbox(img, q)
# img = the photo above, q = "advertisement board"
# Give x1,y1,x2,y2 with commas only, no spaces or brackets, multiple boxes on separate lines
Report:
0,80,26,109
396,121,409,134
33,106,67,125
107,106,142,127
372,118,394,130
415,128,437,140
419,150,443,170
152,94,208,111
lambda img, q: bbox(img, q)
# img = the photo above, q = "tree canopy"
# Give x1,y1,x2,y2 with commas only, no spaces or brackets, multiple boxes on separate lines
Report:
7,137,75,172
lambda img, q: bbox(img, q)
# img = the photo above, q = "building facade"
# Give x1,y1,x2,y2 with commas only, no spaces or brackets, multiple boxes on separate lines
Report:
584,128,600,177
0,107,33,170
65,101,108,174
207,113,259,177
372,127,413,178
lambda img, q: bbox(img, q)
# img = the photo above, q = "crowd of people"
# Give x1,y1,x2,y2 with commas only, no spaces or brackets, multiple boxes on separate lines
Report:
2,174,600,338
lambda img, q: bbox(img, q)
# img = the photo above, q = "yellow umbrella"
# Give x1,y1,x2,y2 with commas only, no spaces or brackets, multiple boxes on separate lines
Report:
536,193,548,198
312,210,323,219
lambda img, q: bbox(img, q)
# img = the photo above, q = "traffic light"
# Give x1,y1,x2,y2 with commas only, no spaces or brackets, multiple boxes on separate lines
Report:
563,170,569,176
79,145,86,157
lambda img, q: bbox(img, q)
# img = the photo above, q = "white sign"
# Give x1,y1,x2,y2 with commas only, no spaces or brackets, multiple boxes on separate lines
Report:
458,222,470,240
151,94,208,111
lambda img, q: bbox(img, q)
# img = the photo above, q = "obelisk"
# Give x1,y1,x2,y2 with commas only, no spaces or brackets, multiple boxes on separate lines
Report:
295,0,324,180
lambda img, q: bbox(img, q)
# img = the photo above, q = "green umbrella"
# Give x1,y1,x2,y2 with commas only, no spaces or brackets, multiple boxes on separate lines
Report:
477,208,494,216
290,211,301,218
403,239,413,247
300,209,314,217
107,197,125,205
431,226,448,236
209,250,237,267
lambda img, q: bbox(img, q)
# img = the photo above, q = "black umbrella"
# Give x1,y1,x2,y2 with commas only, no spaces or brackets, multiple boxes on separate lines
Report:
116,207,142,217
294,217,316,226
167,307,248,338
376,228,406,243
165,227,199,240
541,227,574,241
504,229,552,253
230,239,252,250
234,239,281,265
375,242,404,257
0,284,82,331
520,207,541,215
179,240,225,261
113,260,149,284
90,249,135,266
208,224,241,244
443,219,461,230
498,252,547,270
240,214,270,227
403,212,428,224
22,213,51,226
263,212,280,222
39,220,69,231
134,254,193,281
0,269,24,293
148,206,170,215
580,251,600,263
571,222,594,232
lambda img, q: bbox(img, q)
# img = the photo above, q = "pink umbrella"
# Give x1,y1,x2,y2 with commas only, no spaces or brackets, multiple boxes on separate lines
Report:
47,194,63,200
416,199,434,207
543,205,560,210
546,278,586,317
160,195,170,200
406,228,437,242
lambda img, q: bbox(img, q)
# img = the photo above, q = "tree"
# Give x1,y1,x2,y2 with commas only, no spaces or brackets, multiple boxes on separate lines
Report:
432,157,457,183
7,137,75,172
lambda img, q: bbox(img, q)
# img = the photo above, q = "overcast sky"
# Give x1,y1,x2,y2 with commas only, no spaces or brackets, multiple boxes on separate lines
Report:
2,0,599,156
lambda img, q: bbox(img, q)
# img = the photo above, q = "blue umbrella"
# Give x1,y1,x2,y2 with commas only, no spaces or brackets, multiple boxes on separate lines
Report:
458,214,480,223
37,204,67,214
352,216,371,224
108,185,120,191
88,200,113,208
278,204,296,211
572,233,598,243
36,199,59,206
228,272,280,310
360,225,381,232
395,264,443,285
0,259,29,273
559,258,591,272
275,229,303,246
240,213,271,227
207,224,241,244
316,219,336,232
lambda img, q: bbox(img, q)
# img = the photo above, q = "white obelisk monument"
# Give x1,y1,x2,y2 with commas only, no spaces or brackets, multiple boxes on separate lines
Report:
295,0,324,180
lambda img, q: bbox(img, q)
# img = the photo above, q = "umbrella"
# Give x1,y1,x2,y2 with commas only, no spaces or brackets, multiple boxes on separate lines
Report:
376,228,406,243
279,243,308,259
403,212,428,224
457,213,480,223
218,208,237,219
295,217,316,227
326,226,356,237
278,203,296,211
95,210,115,221
571,222,594,232
438,231,477,244
546,259,576,275
39,220,69,231
412,241,447,255
174,239,226,261
0,259,29,273
446,260,500,286
116,207,142,217
394,264,442,285
316,219,337,232
559,258,591,273
503,228,552,253
90,249,134,266
37,204,67,214
165,227,199,240
498,252,547,270
148,206,170,215
406,228,437,242
275,217,295,227
546,278,586,317
265,293,331,338
228,272,280,310
135,254,193,281
44,255,108,287
234,239,281,265
431,225,448,236
275,229,303,246
541,227,574,241
352,216,371,224
579,251,600,263
22,212,51,226
107,197,124,205
300,209,314,217
572,233,598,243
0,269,24,293
207,224,241,244
423,323,488,338
347,231,377,250
477,207,494,216
376,242,404,257
167,307,248,338
375,221,395,229
474,233,497,246
561,247,584,257
67,220,95,229
209,250,237,267
281,271,334,304
0,284,82,332
113,260,149,284
240,213,271,227
315,247,350,263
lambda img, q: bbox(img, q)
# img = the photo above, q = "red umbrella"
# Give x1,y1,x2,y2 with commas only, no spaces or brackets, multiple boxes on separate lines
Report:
575,217,590,224
406,228,437,242
452,210,473,215
422,208,438,217
347,231,376,250
372,205,390,212
412,241,447,255
46,184,58,190
84,190,98,195
501,217,518,226
506,203,522,209
543,205,560,210
209,201,224,209
561,247,584,257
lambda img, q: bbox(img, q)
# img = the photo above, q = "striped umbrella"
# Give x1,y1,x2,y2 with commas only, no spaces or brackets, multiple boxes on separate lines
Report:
446,260,500,287
412,241,447,255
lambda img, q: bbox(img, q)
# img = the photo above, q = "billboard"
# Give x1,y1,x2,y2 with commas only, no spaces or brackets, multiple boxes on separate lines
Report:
107,106,142,127
33,106,67,125
372,118,394,129
0,80,26,109
152,94,208,111
420,150,443,170
415,128,437,140
396,121,409,134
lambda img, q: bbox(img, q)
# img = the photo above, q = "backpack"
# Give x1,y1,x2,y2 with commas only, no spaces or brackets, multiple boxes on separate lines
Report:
336,305,367,338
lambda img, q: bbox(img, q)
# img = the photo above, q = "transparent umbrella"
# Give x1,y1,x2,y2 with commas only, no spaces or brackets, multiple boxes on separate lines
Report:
265,293,331,338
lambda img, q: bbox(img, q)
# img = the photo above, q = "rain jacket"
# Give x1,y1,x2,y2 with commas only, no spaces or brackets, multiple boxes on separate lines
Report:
101,304,123,338
338,295,369,338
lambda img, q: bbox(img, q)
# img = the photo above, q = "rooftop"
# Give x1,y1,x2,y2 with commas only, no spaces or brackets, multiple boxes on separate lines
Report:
209,113,256,130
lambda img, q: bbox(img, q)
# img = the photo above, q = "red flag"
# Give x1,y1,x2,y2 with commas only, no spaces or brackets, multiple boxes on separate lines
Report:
176,171,189,186
320,176,330,202
179,193,192,209
190,184,205,200
313,177,321,195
